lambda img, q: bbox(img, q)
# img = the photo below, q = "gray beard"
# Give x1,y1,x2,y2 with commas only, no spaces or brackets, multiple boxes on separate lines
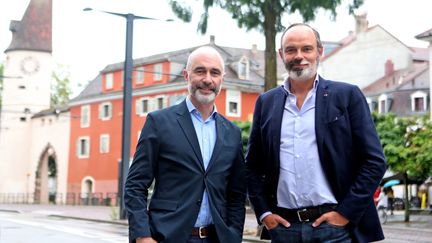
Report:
288,60,319,83
188,84,219,105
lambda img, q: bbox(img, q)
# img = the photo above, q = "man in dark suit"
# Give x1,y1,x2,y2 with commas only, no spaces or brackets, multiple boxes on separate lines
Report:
246,23,387,243
124,46,246,243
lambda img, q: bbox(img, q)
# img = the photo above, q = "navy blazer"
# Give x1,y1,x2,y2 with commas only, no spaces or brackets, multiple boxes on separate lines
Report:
125,100,246,243
246,77,387,243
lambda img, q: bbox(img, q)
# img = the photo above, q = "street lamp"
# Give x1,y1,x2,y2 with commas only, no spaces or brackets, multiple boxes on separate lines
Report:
84,8,172,219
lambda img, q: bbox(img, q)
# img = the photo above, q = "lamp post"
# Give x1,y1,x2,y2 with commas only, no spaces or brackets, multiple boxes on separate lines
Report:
84,8,172,219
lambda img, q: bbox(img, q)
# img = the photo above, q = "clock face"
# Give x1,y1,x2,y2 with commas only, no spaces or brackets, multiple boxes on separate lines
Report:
20,56,40,75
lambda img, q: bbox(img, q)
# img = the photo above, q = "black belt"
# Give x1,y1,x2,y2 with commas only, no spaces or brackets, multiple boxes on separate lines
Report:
191,225,215,238
275,204,337,223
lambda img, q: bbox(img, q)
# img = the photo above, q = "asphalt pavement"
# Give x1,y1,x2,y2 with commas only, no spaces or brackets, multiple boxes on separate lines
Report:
1,204,431,242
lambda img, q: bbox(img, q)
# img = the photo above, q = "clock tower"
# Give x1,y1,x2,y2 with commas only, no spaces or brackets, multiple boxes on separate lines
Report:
0,0,53,195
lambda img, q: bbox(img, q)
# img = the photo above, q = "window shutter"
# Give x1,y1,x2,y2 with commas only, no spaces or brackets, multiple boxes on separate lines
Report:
98,104,102,119
136,99,142,115
76,139,80,156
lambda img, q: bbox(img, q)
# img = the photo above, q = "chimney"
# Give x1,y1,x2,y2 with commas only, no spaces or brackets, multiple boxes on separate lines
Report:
385,59,394,76
210,35,215,45
251,44,258,54
354,12,368,34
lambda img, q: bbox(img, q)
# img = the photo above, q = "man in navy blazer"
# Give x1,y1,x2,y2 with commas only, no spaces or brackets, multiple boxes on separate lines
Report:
246,23,387,243
125,46,246,243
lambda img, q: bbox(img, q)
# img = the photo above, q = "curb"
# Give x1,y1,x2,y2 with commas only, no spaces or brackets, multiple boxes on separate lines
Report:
0,208,21,214
48,214,128,226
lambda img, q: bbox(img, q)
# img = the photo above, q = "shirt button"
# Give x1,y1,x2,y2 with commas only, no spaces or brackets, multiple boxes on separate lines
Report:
295,155,300,158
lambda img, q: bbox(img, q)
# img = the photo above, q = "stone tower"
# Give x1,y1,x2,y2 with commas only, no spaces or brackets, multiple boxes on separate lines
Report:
0,0,53,196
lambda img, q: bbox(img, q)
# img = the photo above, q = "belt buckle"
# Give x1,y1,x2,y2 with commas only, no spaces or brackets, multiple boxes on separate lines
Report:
198,226,207,239
297,208,310,222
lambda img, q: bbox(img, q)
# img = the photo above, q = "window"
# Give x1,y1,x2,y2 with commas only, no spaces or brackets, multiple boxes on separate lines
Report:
153,63,163,81
135,67,145,84
155,96,167,110
77,136,90,158
378,94,388,114
136,98,151,116
99,102,112,120
238,57,249,80
229,102,238,114
100,134,110,153
80,105,90,128
105,73,113,90
366,97,378,113
169,94,187,106
410,91,427,112
414,98,424,111
226,89,241,117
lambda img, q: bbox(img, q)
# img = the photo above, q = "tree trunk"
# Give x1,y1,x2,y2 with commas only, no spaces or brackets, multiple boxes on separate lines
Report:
263,3,278,91
404,172,410,222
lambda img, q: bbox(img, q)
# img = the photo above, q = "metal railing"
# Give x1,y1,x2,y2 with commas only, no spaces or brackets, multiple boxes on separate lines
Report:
0,192,120,206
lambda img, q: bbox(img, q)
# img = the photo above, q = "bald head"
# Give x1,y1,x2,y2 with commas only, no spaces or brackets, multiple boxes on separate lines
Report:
280,23,323,51
186,46,225,73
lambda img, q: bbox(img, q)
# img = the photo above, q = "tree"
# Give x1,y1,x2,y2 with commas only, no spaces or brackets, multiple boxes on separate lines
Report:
233,120,251,153
373,113,432,222
374,113,432,180
168,0,364,91
51,65,72,108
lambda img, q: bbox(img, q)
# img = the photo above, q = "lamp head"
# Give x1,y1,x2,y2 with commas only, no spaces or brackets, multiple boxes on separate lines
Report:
83,8,93,12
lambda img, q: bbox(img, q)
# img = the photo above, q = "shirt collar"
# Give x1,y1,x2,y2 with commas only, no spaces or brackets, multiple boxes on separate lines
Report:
282,74,320,94
185,96,218,118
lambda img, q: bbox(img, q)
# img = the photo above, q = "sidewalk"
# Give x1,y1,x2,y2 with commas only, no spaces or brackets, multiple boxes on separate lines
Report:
1,204,432,239
0,203,262,240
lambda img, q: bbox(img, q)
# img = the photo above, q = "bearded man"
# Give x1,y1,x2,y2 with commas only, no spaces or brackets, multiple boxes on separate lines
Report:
125,46,246,243
245,23,387,243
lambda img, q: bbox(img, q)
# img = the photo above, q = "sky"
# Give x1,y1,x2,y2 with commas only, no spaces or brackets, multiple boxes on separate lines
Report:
0,0,431,96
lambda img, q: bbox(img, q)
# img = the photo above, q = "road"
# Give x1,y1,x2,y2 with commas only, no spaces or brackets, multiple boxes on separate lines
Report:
0,212,128,243
381,224,432,243
1,210,431,243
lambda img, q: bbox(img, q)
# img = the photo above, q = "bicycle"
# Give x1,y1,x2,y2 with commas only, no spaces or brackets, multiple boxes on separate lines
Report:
377,205,388,224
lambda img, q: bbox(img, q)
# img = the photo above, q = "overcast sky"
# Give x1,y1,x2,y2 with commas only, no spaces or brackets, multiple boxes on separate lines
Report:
1,0,431,96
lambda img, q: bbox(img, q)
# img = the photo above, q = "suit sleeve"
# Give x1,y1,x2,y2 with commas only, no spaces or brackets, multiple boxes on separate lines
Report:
336,86,387,224
226,127,247,238
245,96,269,220
124,114,159,242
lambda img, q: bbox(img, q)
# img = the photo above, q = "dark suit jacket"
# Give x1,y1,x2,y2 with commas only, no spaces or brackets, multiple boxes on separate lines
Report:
246,77,387,243
124,100,246,243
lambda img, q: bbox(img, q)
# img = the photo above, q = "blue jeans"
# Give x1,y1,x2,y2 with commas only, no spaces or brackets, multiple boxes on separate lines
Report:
269,222,351,243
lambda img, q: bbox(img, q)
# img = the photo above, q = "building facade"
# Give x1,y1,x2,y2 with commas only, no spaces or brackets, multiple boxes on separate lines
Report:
65,39,272,205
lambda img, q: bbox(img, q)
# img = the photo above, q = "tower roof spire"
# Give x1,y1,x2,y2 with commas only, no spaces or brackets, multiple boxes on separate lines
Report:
5,0,52,53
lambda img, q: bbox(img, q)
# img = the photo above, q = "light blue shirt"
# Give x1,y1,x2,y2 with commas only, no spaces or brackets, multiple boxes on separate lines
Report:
186,97,217,227
278,76,337,209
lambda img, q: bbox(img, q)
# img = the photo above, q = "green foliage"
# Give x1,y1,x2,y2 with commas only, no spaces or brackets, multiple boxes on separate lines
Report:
233,120,251,153
51,65,72,108
167,0,363,91
373,113,432,180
